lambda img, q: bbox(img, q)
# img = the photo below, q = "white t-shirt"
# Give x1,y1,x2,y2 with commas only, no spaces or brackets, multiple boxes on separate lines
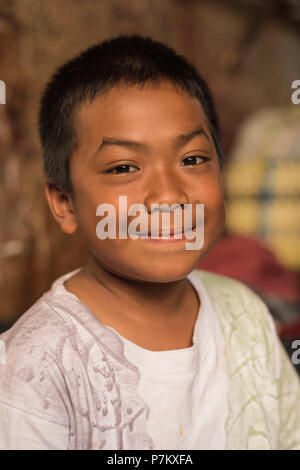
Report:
0,269,229,450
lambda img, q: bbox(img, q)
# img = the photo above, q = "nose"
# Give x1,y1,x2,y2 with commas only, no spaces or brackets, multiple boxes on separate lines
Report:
143,166,189,212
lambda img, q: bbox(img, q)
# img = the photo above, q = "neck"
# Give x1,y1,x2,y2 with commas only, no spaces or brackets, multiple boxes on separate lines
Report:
80,255,196,325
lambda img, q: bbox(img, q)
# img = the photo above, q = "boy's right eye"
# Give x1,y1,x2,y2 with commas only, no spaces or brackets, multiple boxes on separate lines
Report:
106,164,139,174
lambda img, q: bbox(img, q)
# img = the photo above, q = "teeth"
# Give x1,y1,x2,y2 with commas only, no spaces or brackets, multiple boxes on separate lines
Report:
136,227,194,237
155,227,184,235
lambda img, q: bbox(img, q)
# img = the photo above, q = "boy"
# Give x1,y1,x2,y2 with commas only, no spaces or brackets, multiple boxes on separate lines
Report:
0,34,299,450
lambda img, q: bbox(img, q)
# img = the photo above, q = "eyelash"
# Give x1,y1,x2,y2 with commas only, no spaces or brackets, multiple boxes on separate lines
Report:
106,156,209,174
106,164,139,175
181,155,210,166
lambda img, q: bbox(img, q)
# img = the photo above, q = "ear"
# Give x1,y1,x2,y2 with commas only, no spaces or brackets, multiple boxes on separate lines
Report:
45,182,78,234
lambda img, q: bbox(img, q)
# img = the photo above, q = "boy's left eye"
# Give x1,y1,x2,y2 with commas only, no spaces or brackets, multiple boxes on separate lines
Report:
181,155,209,166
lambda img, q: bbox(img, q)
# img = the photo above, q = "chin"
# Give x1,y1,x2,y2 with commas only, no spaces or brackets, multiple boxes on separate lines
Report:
128,262,199,284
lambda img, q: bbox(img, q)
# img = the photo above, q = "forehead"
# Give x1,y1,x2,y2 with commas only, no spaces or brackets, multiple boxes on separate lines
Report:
76,82,210,142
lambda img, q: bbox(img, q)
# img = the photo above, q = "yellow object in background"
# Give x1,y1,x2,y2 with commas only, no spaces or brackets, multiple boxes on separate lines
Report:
224,106,300,271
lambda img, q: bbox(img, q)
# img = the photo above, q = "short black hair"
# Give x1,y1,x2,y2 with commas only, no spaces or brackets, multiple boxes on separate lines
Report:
38,34,224,196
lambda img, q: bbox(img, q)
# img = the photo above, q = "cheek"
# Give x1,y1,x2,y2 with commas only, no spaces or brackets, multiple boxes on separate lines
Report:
73,189,105,243
198,183,225,232
194,178,224,212
209,191,225,224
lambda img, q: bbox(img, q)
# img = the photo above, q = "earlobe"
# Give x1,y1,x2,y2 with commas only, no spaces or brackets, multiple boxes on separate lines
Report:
45,183,78,234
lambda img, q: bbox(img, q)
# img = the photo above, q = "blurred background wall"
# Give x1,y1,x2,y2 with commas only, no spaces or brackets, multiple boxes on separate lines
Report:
0,0,300,329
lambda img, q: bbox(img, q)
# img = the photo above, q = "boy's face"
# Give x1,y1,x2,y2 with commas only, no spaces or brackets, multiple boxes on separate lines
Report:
51,82,225,282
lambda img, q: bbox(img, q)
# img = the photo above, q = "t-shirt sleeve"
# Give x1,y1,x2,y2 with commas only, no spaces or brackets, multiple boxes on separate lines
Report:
0,400,69,450
0,303,73,449
266,311,300,450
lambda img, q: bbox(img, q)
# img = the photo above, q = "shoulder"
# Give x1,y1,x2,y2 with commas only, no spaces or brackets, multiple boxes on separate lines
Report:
0,279,132,427
0,291,78,426
0,290,75,369
192,268,271,318
192,267,273,328
192,269,280,373
192,271,300,449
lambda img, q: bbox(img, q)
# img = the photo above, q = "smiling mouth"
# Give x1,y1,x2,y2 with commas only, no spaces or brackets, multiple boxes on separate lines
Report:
137,227,196,238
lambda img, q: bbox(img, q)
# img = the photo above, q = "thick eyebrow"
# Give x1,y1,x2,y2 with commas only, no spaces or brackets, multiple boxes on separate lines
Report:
175,125,211,146
94,124,211,157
